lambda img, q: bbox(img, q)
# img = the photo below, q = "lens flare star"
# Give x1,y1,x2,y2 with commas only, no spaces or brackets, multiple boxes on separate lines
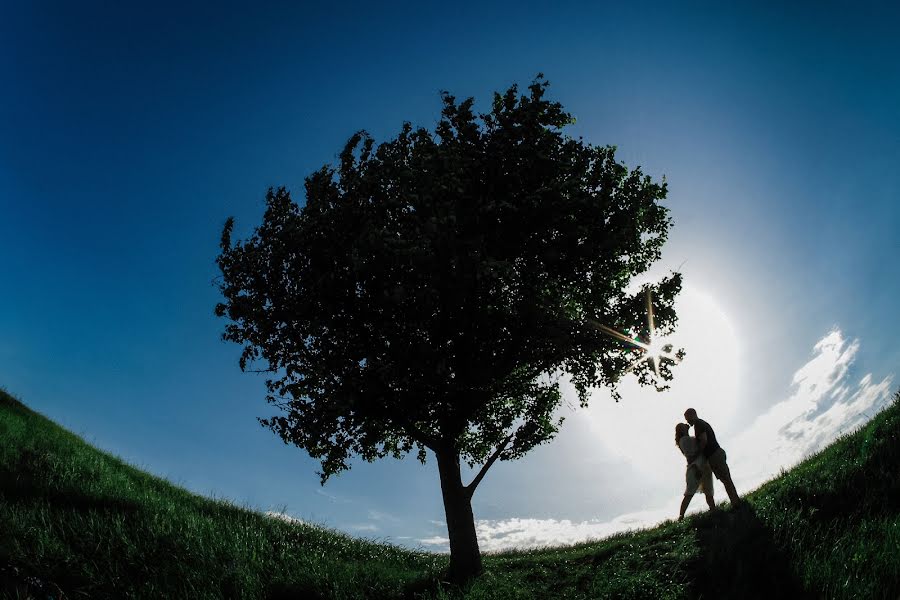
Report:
586,290,678,378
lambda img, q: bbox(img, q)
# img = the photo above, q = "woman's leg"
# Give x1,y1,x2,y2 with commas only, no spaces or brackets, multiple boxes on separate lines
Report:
679,494,693,520
681,465,701,520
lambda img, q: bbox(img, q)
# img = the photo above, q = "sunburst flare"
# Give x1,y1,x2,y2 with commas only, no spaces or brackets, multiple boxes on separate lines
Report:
587,290,678,378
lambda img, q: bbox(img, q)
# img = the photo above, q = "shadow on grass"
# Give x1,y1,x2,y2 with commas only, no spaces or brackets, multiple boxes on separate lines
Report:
686,503,816,599
263,573,446,600
0,561,69,600
0,448,141,514
264,580,329,600
402,571,452,599
0,446,145,597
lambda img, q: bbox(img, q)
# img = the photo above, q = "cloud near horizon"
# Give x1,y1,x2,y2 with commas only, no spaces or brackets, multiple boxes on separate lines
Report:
418,507,676,552
729,329,894,491
418,329,894,552
265,511,305,525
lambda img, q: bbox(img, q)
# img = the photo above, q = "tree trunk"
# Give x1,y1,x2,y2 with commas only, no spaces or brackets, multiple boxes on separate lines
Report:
435,448,483,583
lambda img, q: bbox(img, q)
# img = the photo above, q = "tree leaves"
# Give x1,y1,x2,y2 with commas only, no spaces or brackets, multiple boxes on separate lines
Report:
215,76,680,481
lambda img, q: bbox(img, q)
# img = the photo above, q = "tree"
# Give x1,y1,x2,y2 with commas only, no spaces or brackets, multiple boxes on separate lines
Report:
215,77,682,584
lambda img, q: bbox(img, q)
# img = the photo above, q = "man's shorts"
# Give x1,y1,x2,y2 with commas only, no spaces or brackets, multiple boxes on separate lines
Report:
708,448,732,482
685,463,714,496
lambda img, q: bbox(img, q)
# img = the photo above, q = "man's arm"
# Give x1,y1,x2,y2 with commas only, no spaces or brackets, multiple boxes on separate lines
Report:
695,426,708,451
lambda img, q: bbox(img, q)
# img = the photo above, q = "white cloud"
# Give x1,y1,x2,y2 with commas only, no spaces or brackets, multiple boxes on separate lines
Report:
418,507,674,552
348,523,380,532
420,329,893,552
418,535,450,547
729,329,893,491
265,511,305,525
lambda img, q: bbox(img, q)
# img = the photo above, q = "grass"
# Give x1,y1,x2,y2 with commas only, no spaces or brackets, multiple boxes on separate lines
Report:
1,387,898,599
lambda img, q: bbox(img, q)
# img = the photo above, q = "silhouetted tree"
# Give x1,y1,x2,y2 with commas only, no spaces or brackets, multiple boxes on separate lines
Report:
215,77,682,584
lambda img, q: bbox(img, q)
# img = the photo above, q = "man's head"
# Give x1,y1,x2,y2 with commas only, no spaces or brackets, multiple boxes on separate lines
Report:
684,408,698,425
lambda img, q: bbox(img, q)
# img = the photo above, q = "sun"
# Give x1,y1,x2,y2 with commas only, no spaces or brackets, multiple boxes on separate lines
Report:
645,336,670,362
588,289,680,379
579,285,742,483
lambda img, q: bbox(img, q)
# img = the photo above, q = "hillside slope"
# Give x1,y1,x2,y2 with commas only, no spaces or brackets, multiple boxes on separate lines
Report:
1,388,898,599
0,390,441,599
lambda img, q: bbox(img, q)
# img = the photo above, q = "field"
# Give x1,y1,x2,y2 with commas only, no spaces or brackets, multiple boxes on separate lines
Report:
1,387,898,599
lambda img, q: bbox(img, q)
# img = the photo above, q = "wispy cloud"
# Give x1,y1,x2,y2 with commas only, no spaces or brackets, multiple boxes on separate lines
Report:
340,508,402,534
420,329,893,552
368,509,401,523
418,535,450,547
729,329,893,490
265,511,305,525
418,507,673,552
315,488,352,503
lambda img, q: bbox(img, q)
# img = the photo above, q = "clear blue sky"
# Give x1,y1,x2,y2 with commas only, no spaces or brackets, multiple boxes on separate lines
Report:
2,1,898,547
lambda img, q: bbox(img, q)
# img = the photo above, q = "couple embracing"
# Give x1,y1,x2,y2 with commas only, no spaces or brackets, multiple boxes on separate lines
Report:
675,408,741,520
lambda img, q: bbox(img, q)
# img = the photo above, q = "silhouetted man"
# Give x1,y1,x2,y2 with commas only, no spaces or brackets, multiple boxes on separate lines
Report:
684,408,741,506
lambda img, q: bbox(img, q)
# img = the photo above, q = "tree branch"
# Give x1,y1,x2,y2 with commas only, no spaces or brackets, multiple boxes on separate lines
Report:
465,432,514,498
402,423,438,450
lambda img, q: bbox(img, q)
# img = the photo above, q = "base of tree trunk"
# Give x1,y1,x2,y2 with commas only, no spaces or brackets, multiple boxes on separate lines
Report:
436,449,483,584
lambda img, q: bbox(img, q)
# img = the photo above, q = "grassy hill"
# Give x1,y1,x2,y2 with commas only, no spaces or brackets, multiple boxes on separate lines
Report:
1,387,898,599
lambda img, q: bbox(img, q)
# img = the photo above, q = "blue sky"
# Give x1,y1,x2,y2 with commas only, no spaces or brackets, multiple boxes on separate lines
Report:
2,1,899,548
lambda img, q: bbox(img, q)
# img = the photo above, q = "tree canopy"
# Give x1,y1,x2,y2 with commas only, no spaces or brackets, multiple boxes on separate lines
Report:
215,76,681,581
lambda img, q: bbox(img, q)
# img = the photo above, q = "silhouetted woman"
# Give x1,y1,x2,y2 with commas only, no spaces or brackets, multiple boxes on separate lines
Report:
675,422,716,520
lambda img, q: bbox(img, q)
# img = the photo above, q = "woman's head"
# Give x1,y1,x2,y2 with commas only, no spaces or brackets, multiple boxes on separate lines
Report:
675,422,690,446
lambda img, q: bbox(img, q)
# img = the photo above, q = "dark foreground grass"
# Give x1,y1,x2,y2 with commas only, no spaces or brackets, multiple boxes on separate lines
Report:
0,390,442,599
1,387,898,599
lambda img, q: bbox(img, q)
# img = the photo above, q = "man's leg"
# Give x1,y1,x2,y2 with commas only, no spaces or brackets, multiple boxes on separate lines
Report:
701,467,715,510
721,475,740,505
679,494,693,520
709,450,741,505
